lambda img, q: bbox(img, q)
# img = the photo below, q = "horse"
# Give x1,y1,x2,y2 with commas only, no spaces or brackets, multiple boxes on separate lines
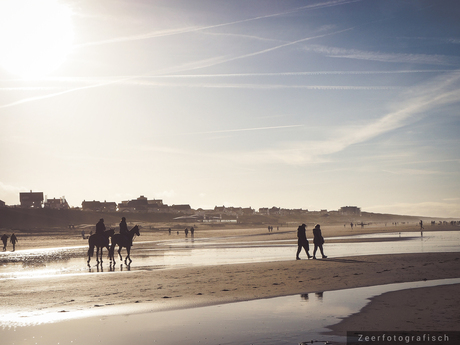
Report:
109,225,140,265
87,229,115,266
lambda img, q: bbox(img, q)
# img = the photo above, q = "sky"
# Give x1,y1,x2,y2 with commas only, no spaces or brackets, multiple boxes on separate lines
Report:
0,0,459,218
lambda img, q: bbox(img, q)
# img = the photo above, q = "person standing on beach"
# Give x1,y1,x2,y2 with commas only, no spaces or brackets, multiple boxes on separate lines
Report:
296,224,312,260
312,224,327,259
1,234,8,251
10,233,18,251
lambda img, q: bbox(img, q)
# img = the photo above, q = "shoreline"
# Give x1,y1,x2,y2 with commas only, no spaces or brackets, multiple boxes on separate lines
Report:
2,251,459,327
1,226,459,343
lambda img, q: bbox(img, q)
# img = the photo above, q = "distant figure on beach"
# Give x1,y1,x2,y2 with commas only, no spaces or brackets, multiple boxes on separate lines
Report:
419,220,424,230
312,224,327,259
81,230,85,239
296,224,312,260
10,233,18,251
1,234,8,251
95,218,106,236
185,228,189,237
120,217,129,236
190,227,195,236
168,228,172,235
350,222,354,229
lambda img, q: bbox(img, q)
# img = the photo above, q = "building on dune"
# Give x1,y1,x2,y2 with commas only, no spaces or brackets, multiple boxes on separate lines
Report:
44,197,70,210
82,200,117,212
339,206,361,216
20,191,44,208
118,195,164,213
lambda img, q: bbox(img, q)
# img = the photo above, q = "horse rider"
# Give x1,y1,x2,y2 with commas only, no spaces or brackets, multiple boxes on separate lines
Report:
120,217,129,236
95,218,106,236
120,217,133,245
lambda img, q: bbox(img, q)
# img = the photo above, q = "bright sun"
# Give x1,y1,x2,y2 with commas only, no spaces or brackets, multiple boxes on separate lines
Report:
0,0,74,79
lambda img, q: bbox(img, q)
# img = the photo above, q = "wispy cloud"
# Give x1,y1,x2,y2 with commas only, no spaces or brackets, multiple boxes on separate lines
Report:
182,124,304,136
75,0,362,48
0,87,58,91
303,44,459,66
382,168,450,176
234,71,460,165
149,70,457,78
0,75,142,109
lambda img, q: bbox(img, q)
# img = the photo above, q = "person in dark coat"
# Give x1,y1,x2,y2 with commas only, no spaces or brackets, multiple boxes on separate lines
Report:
296,224,312,260
312,224,327,259
10,233,18,251
95,218,106,235
1,234,8,251
119,217,129,236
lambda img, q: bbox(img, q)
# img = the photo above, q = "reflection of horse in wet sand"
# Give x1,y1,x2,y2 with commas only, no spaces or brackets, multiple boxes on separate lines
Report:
109,225,140,265
87,229,115,266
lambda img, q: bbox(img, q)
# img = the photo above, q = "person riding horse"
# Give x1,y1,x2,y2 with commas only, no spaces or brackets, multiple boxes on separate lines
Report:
96,218,106,236
119,217,132,245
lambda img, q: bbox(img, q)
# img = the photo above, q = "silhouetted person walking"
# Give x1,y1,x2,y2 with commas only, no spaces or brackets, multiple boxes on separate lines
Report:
296,224,312,260
312,224,327,259
10,233,18,252
1,234,8,251
96,218,106,236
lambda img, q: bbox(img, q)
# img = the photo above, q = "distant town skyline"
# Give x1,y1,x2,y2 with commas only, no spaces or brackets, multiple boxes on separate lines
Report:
1,1,459,219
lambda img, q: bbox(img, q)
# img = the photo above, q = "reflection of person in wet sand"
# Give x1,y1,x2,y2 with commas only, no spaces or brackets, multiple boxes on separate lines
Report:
296,224,312,260
10,233,18,251
1,234,8,251
312,224,327,259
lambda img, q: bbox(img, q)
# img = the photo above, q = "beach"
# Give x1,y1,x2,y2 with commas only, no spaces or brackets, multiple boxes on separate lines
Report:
1,223,459,343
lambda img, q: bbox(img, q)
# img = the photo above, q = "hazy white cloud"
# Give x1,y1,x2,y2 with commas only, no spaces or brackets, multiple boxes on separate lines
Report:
0,181,23,193
381,168,450,176
366,201,460,218
154,190,176,199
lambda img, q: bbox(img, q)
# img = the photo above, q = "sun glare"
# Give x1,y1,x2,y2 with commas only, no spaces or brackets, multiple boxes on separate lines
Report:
0,0,74,79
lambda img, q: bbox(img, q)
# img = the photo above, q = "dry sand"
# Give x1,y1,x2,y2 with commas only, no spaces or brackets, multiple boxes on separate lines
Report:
1,223,459,338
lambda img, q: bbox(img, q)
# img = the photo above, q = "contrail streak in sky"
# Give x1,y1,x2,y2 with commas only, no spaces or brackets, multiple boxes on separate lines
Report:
75,0,362,48
185,124,304,135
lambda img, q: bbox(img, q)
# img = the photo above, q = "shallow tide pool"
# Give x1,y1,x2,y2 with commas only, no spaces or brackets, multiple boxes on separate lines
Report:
0,231,459,279
2,278,460,345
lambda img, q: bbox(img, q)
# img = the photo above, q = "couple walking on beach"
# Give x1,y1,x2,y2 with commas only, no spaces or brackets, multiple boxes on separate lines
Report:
296,223,327,260
1,233,18,251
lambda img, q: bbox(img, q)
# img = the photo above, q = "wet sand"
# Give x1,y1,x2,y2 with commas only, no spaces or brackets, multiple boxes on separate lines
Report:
329,283,460,333
1,224,459,340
